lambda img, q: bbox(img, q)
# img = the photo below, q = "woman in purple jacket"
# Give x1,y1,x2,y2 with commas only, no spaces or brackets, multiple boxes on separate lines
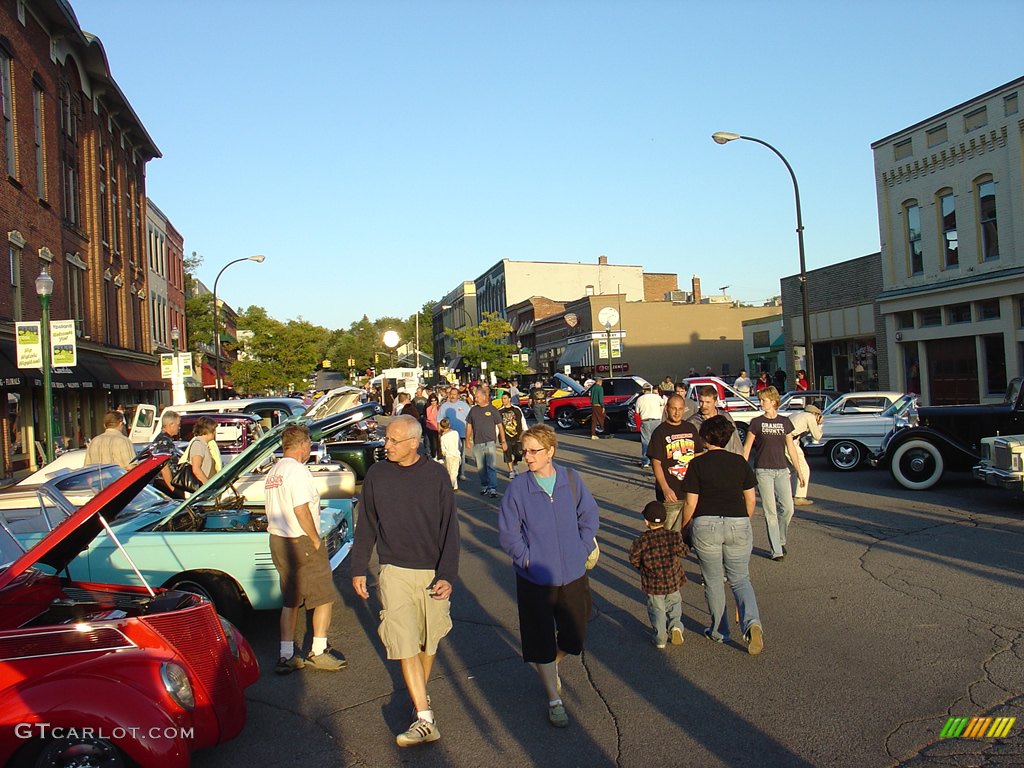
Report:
498,424,599,729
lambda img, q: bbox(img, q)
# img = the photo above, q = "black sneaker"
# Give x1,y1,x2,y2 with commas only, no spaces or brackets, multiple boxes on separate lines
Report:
275,654,305,675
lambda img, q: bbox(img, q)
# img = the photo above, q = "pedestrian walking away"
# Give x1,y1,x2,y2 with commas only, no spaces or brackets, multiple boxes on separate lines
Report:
681,415,764,654
438,417,461,491
634,383,665,468
498,424,599,729
742,387,806,561
787,404,824,505
424,394,441,458
465,387,507,497
646,395,704,532
84,411,136,469
351,415,461,748
265,424,348,675
589,376,606,439
530,383,548,424
629,500,687,649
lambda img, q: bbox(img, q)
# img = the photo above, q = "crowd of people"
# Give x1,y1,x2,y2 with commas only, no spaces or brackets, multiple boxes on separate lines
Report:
76,370,822,748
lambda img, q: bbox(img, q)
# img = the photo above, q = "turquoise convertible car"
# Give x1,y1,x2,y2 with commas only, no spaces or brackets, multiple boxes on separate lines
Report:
0,402,383,624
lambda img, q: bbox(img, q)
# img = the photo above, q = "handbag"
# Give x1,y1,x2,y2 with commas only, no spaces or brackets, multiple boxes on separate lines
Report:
171,440,203,494
568,468,600,570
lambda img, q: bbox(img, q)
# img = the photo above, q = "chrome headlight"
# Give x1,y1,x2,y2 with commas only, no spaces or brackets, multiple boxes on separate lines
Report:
160,661,195,710
218,616,240,659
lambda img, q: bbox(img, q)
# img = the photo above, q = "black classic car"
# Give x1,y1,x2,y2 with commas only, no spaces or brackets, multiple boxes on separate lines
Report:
873,377,1024,490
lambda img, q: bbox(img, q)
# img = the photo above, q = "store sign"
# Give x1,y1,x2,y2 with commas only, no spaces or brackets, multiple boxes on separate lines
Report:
596,362,630,373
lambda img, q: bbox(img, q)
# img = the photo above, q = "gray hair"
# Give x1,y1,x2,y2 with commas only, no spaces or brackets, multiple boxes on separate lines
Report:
393,414,422,440
161,410,181,428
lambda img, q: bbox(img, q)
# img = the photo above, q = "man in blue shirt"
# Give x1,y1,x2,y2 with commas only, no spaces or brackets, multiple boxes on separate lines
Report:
437,386,470,480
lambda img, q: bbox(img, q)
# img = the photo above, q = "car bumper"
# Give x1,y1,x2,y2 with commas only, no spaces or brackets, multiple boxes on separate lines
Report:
972,465,1024,490
803,442,825,457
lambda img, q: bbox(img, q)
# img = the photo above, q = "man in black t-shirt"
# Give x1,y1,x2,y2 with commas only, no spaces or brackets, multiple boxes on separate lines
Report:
646,395,703,532
498,392,526,479
465,387,507,497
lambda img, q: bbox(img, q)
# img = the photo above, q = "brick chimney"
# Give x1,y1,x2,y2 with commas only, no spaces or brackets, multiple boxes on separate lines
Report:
691,274,702,304
598,255,608,265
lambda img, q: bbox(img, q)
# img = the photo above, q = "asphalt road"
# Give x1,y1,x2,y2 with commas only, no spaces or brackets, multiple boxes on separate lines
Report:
195,431,1024,768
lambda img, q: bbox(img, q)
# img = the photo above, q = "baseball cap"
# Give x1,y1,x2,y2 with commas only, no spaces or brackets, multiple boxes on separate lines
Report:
642,383,653,391
642,500,666,525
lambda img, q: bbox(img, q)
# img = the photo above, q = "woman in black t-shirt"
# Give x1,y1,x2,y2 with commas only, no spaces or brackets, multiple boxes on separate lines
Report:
680,415,764,655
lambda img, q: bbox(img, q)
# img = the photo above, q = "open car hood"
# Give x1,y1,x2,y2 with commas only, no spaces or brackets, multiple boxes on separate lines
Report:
0,455,167,589
183,402,383,506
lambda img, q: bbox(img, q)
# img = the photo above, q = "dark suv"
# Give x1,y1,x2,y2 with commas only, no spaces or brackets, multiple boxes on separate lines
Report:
874,377,1024,490
547,376,651,430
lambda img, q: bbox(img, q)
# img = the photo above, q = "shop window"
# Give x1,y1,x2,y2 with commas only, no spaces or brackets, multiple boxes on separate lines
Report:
948,304,971,324
919,308,941,327
977,300,1000,321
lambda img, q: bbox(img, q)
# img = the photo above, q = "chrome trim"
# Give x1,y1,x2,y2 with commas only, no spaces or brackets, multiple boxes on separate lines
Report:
0,625,136,662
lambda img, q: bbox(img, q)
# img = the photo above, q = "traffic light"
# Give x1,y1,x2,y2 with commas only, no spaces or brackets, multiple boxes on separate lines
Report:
374,353,379,364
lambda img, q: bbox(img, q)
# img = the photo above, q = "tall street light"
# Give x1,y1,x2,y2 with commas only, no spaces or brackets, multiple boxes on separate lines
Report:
170,325,186,406
212,255,265,399
34,269,54,463
712,132,814,388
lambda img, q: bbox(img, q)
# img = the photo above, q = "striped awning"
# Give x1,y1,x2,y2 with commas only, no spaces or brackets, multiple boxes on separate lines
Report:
556,342,594,369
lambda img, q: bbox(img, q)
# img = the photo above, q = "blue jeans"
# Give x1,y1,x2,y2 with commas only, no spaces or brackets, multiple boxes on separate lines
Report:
472,441,498,491
640,419,659,465
756,467,794,558
532,403,546,423
646,591,683,645
692,516,761,641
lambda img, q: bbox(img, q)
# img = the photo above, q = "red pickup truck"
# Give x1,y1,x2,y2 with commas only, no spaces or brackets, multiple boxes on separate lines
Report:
548,376,652,429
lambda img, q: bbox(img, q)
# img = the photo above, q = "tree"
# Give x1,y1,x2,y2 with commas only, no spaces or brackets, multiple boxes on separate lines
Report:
450,311,528,380
230,306,329,394
183,252,214,360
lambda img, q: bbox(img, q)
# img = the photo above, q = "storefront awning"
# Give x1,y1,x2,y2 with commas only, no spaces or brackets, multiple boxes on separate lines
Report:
79,353,130,391
557,342,594,369
201,362,232,389
110,359,169,390
0,346,26,387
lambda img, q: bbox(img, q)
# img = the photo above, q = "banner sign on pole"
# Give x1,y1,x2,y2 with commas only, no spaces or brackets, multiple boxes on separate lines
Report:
161,354,175,379
179,353,194,379
15,322,41,368
50,320,77,367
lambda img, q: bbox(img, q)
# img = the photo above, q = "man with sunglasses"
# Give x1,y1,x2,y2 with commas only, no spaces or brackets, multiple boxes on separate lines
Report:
351,415,461,748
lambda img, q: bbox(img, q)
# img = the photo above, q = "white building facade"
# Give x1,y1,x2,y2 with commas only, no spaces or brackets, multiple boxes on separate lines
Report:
872,77,1023,405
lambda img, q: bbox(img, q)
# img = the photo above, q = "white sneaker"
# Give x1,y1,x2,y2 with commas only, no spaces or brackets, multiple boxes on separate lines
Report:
509,469,516,479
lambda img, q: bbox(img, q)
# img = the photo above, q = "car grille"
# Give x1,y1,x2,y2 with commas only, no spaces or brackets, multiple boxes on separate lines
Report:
372,445,386,463
994,442,1013,471
326,528,342,559
143,605,235,707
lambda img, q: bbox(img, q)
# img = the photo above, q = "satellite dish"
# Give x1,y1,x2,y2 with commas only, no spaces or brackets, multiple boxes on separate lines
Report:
598,307,620,328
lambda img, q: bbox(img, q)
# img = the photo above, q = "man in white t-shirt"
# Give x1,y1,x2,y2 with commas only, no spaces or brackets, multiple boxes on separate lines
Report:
266,424,347,674
635,383,665,469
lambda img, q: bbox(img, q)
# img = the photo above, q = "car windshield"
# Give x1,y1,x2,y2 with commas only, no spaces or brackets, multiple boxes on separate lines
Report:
54,466,175,520
880,395,915,417
1005,378,1022,406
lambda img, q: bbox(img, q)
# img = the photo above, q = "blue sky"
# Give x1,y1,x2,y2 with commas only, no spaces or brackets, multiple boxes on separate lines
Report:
73,0,1024,330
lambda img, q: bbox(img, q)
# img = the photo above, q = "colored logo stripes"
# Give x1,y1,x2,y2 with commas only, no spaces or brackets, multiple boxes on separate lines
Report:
940,716,1015,739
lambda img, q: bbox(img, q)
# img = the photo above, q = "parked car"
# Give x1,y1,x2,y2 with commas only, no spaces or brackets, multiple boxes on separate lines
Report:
548,376,651,429
569,393,639,434
5,403,382,623
323,418,385,480
128,397,306,444
973,433,1024,490
874,378,1024,490
177,412,265,462
682,376,759,412
0,456,259,768
804,394,917,470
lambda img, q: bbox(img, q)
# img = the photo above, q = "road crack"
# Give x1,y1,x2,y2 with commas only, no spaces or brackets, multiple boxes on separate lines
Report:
579,649,622,767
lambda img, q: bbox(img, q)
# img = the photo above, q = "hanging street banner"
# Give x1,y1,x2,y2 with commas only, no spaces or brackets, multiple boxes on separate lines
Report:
15,322,41,368
179,352,194,379
161,354,175,379
50,320,77,367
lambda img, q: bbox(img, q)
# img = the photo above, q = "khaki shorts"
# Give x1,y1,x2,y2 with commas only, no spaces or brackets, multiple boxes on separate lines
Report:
378,564,453,660
269,534,338,609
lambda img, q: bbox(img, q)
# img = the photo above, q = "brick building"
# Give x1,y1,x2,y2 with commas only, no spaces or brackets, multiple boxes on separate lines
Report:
0,0,161,471
780,252,887,391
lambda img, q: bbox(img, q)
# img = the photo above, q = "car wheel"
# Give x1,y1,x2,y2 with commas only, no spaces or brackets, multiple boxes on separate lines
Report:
169,572,245,627
555,408,576,430
890,439,944,490
32,737,125,768
734,423,748,444
827,440,863,471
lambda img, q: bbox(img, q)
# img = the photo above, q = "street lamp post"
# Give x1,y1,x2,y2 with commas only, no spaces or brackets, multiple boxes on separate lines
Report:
712,132,814,388
35,269,54,464
212,255,265,399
